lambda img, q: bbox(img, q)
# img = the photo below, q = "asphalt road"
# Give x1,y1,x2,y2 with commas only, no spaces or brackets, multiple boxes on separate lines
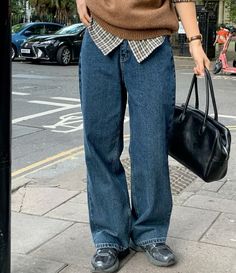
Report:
12,59,236,175
12,61,84,173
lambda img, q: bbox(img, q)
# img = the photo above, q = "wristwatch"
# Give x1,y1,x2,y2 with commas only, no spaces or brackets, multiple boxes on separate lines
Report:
187,34,202,43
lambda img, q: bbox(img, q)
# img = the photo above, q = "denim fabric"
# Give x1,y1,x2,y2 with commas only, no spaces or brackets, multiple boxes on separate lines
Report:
79,29,176,251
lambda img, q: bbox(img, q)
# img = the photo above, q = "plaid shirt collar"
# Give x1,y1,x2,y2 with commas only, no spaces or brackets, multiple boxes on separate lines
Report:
88,19,165,63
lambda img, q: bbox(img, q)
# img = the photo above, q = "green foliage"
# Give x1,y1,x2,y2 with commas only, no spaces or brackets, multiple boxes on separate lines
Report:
11,0,79,25
11,0,25,16
225,0,236,24
29,0,77,18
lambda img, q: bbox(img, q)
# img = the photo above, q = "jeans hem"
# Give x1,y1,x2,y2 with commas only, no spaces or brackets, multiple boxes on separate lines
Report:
95,243,128,251
136,237,166,246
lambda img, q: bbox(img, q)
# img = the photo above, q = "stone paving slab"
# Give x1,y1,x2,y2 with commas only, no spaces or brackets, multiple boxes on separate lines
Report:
31,223,94,265
69,191,87,204
58,251,136,273
57,264,91,273
12,212,73,254
218,181,236,196
24,153,87,192
201,213,236,248
232,195,236,201
181,179,204,193
12,177,31,192
46,201,89,223
225,164,236,180
12,187,79,215
12,254,66,273
172,191,195,206
49,168,87,192
194,189,235,200
118,238,236,273
200,180,226,192
183,194,236,214
27,167,87,192
31,222,135,270
168,206,219,241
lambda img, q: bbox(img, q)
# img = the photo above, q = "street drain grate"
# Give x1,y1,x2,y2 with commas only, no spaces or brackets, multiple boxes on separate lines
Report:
121,157,197,195
169,165,198,195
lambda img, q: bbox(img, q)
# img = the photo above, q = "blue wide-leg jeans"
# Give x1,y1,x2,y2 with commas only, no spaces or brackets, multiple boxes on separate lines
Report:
79,30,176,251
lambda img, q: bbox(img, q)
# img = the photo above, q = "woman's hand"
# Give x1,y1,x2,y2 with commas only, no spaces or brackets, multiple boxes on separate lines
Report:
189,39,211,76
76,0,91,27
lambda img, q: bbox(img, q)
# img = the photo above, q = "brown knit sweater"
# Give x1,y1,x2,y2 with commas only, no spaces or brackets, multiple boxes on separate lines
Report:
86,0,179,40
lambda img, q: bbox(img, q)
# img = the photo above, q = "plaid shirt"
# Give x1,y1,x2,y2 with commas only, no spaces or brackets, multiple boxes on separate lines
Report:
88,19,165,63
87,0,196,63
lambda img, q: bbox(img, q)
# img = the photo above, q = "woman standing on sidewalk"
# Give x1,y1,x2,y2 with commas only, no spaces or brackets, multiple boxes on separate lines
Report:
76,0,210,272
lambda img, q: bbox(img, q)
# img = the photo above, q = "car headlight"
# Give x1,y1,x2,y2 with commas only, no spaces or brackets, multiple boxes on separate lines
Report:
40,40,57,45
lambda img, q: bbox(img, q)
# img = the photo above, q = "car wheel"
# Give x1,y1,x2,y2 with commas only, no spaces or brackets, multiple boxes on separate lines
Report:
12,45,17,60
56,46,72,65
213,59,222,74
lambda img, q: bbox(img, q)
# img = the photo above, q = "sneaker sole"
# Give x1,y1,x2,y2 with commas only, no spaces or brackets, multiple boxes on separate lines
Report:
91,259,119,273
145,253,176,267
91,248,130,273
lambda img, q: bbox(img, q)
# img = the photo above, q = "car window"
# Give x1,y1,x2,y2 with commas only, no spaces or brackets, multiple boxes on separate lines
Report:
55,24,84,35
12,23,28,33
45,24,62,34
27,25,46,35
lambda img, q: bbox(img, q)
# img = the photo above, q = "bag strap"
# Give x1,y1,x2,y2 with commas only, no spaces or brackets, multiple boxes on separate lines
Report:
187,73,199,109
182,67,218,130
195,77,199,109
204,67,218,121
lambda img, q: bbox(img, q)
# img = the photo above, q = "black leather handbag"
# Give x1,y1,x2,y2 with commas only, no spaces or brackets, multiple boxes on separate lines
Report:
168,67,231,182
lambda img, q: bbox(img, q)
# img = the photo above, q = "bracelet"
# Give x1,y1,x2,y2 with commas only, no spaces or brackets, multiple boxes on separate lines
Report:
187,34,202,43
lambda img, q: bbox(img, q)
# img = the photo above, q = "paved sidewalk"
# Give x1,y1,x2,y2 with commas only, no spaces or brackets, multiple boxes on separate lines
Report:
12,128,236,273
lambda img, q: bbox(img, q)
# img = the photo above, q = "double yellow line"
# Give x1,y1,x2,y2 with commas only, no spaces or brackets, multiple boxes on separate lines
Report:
227,125,236,131
12,134,131,180
12,146,84,179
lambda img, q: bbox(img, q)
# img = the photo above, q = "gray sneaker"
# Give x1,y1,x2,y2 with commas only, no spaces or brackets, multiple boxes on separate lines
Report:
130,240,176,267
91,248,129,273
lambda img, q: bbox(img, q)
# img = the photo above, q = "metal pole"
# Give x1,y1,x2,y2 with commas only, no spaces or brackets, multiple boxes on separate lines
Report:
0,0,12,272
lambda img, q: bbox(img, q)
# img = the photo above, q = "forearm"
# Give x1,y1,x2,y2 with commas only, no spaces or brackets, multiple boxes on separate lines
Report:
173,1,210,75
174,2,200,39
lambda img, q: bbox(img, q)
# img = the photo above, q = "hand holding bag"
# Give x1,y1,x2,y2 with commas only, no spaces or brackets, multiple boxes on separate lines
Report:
168,67,231,182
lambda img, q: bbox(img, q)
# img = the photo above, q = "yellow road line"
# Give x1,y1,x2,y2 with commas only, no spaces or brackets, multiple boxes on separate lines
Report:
12,146,83,178
12,134,131,179
14,149,85,181
227,126,236,130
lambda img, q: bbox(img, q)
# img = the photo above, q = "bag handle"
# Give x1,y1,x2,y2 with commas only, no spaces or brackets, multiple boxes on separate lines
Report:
187,73,199,109
181,67,218,131
204,67,218,121
185,74,199,109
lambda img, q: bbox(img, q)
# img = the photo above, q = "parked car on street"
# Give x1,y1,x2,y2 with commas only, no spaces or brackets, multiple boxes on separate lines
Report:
20,23,85,65
12,22,63,60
